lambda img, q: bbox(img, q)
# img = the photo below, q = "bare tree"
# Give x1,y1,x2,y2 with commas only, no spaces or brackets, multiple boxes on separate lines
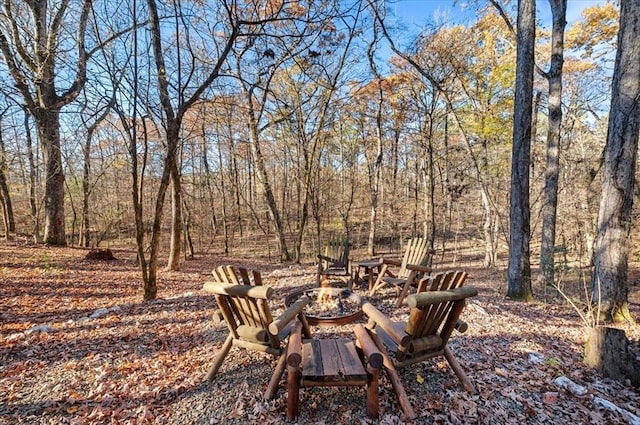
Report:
0,1,93,245
366,46,385,256
139,0,240,297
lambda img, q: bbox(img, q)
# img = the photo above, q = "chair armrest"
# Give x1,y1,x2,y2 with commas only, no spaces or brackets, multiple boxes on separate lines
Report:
269,296,310,336
380,258,402,267
286,320,304,367
362,302,412,347
211,309,224,324
405,264,433,274
203,282,272,299
318,254,338,263
455,319,468,333
354,324,383,369
406,286,478,308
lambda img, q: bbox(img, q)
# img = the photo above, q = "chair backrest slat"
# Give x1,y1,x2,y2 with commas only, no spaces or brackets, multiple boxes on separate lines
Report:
324,236,349,267
413,270,468,336
399,238,430,279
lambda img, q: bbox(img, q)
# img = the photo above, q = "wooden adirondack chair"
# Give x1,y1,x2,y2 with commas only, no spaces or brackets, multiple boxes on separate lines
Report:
369,237,434,307
316,235,353,289
417,270,468,293
203,265,312,399
361,286,478,396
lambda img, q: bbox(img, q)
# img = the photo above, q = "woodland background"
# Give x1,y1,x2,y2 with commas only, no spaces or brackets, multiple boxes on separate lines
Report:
0,1,626,283
1,1,640,423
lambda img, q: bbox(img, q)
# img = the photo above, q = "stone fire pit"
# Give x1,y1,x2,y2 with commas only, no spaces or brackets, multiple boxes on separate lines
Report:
285,287,363,327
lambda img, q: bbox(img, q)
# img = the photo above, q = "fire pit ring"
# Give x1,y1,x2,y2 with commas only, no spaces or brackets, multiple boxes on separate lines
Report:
285,287,363,327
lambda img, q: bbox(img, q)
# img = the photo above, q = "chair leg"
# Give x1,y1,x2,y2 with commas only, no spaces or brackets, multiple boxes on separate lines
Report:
395,271,417,308
287,365,301,419
265,353,288,400
369,265,389,296
444,346,476,393
369,275,385,296
366,366,380,418
206,334,233,381
367,330,416,420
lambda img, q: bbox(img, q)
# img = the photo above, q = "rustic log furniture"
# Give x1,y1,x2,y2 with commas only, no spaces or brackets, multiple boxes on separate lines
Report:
353,258,384,292
361,286,479,395
417,270,468,293
203,265,312,399
368,237,435,307
285,320,383,419
316,235,353,289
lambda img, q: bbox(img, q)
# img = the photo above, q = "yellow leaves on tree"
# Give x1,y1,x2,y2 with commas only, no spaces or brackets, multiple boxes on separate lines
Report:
566,2,619,57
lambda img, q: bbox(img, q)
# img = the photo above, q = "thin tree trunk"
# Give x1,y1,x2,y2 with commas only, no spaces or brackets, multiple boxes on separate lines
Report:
24,111,41,243
507,0,536,301
366,27,384,257
592,0,640,323
539,0,567,287
166,155,182,271
217,134,230,255
481,188,497,267
247,108,291,261
0,121,15,236
81,129,91,247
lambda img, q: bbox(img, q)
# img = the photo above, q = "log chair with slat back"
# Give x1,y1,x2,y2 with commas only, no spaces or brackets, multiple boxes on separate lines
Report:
316,235,353,289
361,284,478,397
369,237,434,307
203,265,312,400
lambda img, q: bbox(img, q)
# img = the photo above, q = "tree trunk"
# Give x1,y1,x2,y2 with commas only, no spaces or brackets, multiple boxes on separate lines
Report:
24,111,41,243
37,109,67,246
481,188,498,267
182,198,194,260
166,155,182,271
0,122,15,236
247,110,291,262
584,326,640,387
81,130,91,247
366,31,384,257
507,0,536,301
539,0,567,287
592,0,640,323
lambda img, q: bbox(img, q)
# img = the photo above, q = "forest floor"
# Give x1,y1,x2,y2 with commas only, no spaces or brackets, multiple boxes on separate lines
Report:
1,239,639,424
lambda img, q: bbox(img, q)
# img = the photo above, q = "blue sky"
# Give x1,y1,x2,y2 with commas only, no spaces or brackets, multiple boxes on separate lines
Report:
389,0,607,30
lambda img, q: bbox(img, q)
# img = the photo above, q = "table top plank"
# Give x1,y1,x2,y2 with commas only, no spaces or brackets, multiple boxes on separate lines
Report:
301,340,324,378
336,340,367,379
301,339,367,383
319,339,342,378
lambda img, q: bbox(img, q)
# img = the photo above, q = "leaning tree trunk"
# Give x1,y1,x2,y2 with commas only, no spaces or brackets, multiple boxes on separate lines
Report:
507,0,536,301
247,110,291,262
592,0,640,323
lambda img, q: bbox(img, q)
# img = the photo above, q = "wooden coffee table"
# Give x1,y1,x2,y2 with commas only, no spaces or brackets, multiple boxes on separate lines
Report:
286,333,382,419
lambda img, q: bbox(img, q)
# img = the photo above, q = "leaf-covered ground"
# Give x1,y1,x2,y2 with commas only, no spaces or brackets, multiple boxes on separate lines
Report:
1,241,639,424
